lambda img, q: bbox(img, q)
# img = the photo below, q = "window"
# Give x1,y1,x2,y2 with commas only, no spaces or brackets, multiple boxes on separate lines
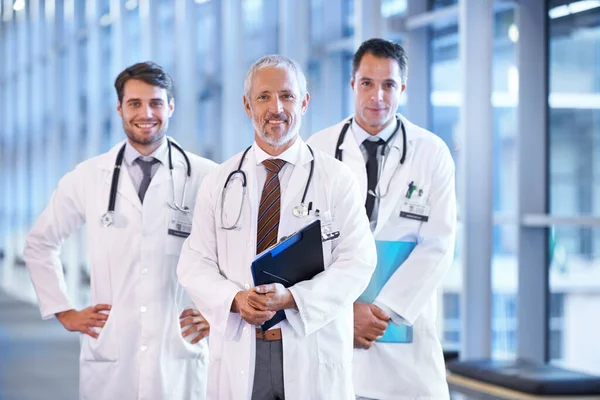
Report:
548,0,600,374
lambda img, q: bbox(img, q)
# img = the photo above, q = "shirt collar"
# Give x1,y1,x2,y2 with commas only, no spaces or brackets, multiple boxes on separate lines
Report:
124,138,168,166
253,137,301,167
351,117,398,145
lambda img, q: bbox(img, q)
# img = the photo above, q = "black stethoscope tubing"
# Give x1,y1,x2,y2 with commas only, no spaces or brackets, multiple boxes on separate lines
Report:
107,139,190,214
334,116,407,164
224,144,315,206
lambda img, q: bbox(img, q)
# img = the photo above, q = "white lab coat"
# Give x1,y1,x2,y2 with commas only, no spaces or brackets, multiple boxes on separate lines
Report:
308,115,456,400
177,139,377,400
23,138,217,400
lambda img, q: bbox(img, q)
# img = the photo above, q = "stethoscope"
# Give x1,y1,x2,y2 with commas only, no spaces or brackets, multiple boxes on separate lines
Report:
335,116,407,198
101,139,192,228
220,144,315,230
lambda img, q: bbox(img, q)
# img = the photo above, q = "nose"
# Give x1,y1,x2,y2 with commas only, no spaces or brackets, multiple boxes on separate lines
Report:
268,96,284,114
142,104,153,118
371,87,384,102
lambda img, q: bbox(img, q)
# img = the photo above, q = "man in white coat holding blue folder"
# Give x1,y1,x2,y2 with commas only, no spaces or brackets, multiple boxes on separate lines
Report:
308,39,457,399
177,54,377,400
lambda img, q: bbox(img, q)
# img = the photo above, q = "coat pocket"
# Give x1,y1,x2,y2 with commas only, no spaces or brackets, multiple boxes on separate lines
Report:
81,312,119,362
316,319,351,365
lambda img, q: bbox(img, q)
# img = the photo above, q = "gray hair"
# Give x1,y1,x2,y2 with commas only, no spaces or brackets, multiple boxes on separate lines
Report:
244,54,308,99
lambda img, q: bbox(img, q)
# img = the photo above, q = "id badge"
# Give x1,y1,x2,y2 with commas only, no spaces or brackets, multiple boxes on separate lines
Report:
318,210,340,242
400,202,431,222
168,211,193,238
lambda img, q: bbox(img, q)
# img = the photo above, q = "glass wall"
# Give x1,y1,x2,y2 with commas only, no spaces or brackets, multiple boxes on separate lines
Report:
548,0,600,374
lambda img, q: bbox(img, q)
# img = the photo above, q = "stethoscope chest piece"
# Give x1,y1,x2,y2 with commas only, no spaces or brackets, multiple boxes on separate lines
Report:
292,204,309,218
101,212,114,228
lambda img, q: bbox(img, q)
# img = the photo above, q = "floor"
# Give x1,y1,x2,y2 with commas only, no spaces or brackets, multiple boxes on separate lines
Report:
0,287,497,400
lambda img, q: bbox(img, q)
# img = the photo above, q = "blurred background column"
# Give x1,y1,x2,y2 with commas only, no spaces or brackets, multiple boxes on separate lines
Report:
517,0,549,364
459,0,493,360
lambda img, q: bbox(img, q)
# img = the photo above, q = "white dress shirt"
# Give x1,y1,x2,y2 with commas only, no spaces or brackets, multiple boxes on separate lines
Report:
123,138,168,193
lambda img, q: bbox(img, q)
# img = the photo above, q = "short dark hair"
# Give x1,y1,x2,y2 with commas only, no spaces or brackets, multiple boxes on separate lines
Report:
114,61,174,103
352,38,408,83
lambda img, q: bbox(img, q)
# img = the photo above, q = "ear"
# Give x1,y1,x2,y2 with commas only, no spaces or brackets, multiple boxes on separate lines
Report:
168,98,175,117
117,102,123,117
243,95,252,118
400,82,407,95
350,78,355,92
300,92,310,116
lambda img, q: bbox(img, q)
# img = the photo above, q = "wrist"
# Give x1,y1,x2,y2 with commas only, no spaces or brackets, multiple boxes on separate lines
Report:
283,289,297,310
231,291,243,313
55,309,74,319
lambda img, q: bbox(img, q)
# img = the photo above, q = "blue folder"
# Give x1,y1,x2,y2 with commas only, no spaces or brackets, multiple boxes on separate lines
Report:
251,219,325,331
357,240,417,343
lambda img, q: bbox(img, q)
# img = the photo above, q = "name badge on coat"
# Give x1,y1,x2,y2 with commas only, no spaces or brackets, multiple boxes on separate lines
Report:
168,210,193,238
400,201,430,222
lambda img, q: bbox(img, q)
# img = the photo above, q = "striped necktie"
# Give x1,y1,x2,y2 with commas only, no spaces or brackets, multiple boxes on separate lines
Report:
256,159,286,254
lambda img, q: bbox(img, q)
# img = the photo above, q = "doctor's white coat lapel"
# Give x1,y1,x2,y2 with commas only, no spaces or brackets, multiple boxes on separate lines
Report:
98,142,142,213
280,142,311,214
373,122,414,237
338,123,368,204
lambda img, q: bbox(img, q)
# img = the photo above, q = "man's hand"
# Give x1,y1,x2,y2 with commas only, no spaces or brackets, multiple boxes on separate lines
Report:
247,283,296,312
353,301,390,350
231,290,276,325
179,308,210,344
55,304,112,338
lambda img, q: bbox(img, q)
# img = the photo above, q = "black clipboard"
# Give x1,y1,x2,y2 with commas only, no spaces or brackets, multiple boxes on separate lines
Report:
251,219,325,331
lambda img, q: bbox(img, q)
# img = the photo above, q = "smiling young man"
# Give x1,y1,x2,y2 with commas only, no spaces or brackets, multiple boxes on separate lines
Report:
177,54,376,400
24,62,217,400
308,39,457,399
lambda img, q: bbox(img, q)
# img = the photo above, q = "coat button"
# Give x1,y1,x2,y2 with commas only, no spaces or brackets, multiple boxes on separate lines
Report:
244,284,250,290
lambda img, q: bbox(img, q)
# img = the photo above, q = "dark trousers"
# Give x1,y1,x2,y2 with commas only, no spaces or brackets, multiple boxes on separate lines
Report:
251,337,285,400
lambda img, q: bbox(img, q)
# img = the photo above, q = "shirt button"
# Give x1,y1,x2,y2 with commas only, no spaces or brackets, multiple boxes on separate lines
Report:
141,345,147,352
244,284,250,290
243,327,248,333
246,241,252,248
140,306,147,313
142,268,148,274
241,370,245,376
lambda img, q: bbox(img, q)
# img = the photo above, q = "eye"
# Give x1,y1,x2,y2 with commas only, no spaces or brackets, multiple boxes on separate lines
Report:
130,102,140,107
385,82,396,89
257,94,269,100
360,81,371,87
282,94,294,100
151,101,163,108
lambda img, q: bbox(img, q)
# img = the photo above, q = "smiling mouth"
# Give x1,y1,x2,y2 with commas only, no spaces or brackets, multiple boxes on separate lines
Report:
134,122,158,129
